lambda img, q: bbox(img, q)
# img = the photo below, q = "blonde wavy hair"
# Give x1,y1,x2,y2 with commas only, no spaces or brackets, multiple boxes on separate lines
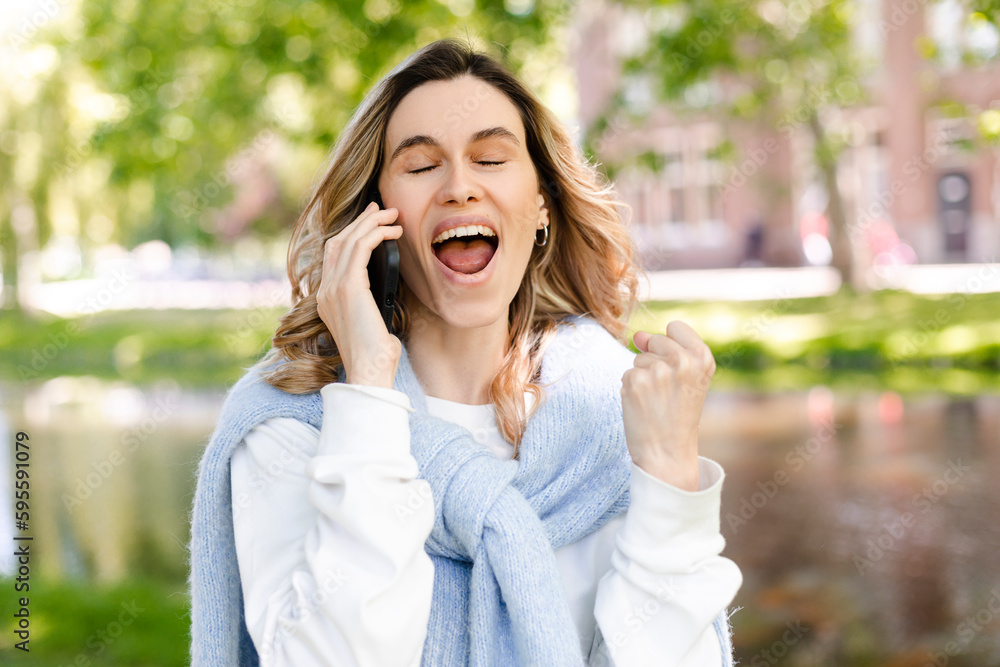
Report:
261,38,639,457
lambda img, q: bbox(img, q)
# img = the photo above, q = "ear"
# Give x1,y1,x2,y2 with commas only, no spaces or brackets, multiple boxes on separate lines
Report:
537,193,549,227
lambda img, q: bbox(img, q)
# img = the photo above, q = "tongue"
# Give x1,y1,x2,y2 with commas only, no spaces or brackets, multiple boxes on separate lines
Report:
434,238,496,274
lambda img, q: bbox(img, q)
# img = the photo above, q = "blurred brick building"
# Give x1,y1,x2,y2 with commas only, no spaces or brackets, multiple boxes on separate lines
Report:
571,0,1000,271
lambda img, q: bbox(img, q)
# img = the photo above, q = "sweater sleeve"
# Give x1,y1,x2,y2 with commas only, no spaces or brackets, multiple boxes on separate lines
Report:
230,383,435,667
589,458,742,666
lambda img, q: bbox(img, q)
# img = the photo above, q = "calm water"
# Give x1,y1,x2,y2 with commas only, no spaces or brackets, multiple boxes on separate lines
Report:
2,378,999,665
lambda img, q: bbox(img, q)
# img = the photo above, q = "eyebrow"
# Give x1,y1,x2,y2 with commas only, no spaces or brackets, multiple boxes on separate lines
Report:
389,126,520,164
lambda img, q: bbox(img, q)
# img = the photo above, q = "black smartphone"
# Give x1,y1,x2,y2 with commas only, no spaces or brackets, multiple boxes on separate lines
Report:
365,185,399,335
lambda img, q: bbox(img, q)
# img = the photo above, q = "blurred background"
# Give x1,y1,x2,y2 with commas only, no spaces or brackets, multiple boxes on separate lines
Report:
1,0,999,664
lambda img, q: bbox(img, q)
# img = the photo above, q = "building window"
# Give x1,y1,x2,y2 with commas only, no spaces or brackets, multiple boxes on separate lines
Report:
621,124,726,254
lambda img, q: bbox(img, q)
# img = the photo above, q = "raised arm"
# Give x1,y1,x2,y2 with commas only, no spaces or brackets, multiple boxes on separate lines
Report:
596,320,742,664
590,457,741,665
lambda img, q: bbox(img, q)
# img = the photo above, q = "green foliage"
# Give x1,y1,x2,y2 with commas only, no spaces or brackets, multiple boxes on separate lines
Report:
62,0,559,247
0,0,568,302
585,0,868,163
971,0,1000,25
0,307,285,387
634,289,1000,394
581,0,884,286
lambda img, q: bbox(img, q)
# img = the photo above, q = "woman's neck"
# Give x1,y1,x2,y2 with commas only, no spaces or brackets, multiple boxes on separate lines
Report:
403,301,509,406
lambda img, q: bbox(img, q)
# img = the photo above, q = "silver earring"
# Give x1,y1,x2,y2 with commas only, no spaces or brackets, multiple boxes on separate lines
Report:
534,224,549,247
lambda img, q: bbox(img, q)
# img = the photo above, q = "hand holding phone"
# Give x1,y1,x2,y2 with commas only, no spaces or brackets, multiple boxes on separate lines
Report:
365,187,400,335
314,187,403,388
367,234,399,336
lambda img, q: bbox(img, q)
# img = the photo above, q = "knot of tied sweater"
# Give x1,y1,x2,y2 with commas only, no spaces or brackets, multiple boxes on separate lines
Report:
391,317,639,563
408,412,530,562
386,317,641,665
406,409,591,666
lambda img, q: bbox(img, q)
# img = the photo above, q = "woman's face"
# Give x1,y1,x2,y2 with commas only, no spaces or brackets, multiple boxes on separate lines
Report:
378,74,548,332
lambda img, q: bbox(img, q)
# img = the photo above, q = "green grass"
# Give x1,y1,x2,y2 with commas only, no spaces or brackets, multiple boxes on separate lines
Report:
0,306,286,388
631,288,1000,393
1,288,999,392
0,576,190,666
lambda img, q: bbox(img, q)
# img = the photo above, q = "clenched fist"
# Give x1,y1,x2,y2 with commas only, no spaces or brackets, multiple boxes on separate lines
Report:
621,320,716,491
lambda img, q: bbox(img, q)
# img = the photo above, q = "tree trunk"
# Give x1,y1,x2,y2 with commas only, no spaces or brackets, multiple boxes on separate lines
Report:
3,193,43,314
807,111,857,291
0,201,20,313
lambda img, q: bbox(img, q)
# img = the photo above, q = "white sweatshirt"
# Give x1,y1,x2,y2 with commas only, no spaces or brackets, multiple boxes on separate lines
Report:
230,382,742,666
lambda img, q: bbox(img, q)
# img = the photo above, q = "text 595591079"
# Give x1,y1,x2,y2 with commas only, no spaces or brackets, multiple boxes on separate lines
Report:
13,430,32,652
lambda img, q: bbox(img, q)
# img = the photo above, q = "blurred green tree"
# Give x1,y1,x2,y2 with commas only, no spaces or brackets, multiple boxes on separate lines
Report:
586,0,867,287
965,4,1000,144
0,0,569,310
585,0,998,287
971,0,999,25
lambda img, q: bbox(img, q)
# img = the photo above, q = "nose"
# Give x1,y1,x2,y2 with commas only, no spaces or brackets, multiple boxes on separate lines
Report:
436,162,483,206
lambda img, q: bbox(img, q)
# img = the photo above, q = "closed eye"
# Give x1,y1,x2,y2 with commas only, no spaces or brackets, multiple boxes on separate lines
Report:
409,161,506,174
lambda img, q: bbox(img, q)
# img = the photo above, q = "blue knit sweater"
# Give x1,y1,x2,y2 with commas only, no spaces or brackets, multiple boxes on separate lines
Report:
187,314,735,665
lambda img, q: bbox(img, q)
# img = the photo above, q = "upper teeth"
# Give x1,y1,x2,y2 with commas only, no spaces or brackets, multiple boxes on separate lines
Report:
432,225,496,245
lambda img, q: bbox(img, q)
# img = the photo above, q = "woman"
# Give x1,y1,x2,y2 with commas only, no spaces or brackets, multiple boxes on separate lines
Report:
188,38,742,666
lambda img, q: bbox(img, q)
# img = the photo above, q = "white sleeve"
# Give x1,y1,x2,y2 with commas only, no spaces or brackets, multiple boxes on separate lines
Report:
590,457,742,666
231,383,436,667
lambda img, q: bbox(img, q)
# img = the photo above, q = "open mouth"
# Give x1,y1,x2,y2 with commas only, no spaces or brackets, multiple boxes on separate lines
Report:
431,229,499,275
